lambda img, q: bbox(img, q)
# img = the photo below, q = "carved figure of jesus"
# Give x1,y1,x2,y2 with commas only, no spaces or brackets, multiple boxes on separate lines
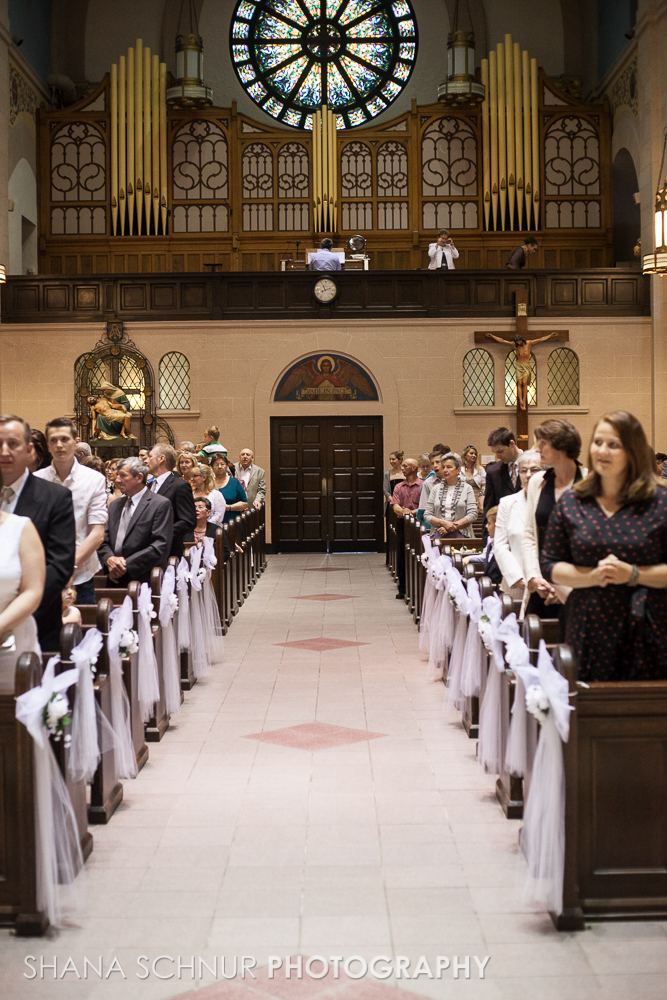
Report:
486,331,559,410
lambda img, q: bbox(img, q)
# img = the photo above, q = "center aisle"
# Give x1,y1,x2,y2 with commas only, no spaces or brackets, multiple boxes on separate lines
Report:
2,555,663,1000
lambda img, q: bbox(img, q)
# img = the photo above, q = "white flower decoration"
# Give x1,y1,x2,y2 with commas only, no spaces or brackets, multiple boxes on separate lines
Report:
119,628,140,657
478,615,494,652
43,691,71,741
525,684,550,724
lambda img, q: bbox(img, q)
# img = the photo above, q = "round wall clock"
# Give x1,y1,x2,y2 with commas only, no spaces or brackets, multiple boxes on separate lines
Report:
313,277,338,302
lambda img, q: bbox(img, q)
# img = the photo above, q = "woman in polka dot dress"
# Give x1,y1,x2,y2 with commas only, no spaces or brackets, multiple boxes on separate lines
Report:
541,411,667,682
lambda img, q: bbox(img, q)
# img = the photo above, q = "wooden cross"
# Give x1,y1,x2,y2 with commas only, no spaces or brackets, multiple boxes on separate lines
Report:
474,291,569,449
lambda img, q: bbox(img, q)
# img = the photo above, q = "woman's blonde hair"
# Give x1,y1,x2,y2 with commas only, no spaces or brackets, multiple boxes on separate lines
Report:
576,411,663,504
461,445,481,469
194,463,215,492
176,451,198,475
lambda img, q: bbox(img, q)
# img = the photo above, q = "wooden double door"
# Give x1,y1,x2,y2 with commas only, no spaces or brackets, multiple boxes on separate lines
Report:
270,416,384,553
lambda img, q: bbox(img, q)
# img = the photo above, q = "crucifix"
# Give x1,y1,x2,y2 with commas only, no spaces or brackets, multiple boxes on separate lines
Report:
474,291,569,449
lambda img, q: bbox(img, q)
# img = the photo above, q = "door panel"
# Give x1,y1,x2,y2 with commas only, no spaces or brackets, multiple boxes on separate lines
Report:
271,415,383,552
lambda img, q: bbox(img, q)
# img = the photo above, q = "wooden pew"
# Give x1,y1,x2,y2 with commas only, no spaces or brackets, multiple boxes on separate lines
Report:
0,652,47,936
54,624,93,862
88,597,123,824
551,644,667,929
143,567,169,743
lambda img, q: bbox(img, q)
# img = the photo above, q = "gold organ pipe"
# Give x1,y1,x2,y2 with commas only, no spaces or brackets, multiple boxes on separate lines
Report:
481,59,490,230
489,49,498,231
530,57,540,229
312,109,320,230
159,61,168,234
111,62,119,235
322,104,329,231
328,109,337,232
522,49,532,228
151,54,160,233
143,46,152,228
127,46,135,234
505,34,515,230
135,39,144,235
514,42,524,230
119,55,126,235
496,43,507,230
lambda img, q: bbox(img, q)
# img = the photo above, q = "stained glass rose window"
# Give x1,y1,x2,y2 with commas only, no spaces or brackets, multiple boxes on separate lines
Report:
230,0,418,129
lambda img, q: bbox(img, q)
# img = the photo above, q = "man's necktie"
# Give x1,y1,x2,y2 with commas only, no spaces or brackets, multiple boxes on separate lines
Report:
0,486,16,511
510,463,518,488
114,497,133,554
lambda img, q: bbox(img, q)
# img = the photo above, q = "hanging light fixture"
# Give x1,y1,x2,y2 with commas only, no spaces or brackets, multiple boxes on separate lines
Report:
438,0,485,106
644,127,667,275
166,0,212,107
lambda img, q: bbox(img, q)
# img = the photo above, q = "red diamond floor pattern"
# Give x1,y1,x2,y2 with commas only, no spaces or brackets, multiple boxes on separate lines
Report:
242,722,386,751
273,638,369,651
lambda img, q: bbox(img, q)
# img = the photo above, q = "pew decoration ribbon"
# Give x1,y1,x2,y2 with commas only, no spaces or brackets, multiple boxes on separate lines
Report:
15,656,84,928
202,537,225,663
424,551,453,682
520,640,574,917
497,616,532,778
108,597,139,780
159,565,182,717
476,597,507,776
187,544,211,678
460,578,487,700
68,627,116,784
137,582,160,722
176,556,192,654
118,629,139,658
445,565,471,710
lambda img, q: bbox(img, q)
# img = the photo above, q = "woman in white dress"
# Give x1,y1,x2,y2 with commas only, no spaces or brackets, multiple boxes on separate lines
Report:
0,503,46,689
493,450,543,605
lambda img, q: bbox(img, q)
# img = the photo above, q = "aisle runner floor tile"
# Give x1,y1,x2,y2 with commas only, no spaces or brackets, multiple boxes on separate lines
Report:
0,554,664,1000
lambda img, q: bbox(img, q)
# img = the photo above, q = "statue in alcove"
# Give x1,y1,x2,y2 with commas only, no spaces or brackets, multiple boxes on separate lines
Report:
89,381,136,439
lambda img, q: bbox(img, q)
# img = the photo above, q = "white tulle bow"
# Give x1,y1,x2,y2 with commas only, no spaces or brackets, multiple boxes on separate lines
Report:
189,544,203,591
68,628,105,783
15,656,78,749
202,535,217,571
159,565,179,627
447,565,470,615
137,583,160,722
467,577,482,623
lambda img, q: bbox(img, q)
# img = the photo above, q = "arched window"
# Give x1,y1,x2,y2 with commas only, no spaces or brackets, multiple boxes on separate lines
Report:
544,115,601,228
421,116,478,230
51,122,107,234
242,142,274,231
74,353,108,413
159,353,191,410
278,142,309,231
505,350,536,407
548,348,579,406
463,349,495,407
341,141,372,230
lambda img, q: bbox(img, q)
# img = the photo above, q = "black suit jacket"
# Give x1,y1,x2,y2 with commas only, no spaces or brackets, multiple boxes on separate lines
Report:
155,473,197,558
483,460,522,516
98,489,173,587
14,473,76,642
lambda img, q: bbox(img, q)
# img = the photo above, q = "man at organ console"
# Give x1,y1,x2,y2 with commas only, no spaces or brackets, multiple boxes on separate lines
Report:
427,230,459,270
309,238,342,272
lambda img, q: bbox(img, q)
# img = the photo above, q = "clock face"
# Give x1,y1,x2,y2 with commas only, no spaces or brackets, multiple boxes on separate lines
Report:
314,277,337,303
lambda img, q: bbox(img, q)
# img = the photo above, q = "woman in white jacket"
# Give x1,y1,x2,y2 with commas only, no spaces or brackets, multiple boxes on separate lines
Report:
427,230,459,269
522,419,586,618
493,451,543,605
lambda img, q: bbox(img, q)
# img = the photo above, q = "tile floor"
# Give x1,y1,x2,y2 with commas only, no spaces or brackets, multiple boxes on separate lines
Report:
1,554,665,1000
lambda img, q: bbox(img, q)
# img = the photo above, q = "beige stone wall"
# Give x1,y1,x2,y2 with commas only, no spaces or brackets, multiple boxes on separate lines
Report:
0,314,655,537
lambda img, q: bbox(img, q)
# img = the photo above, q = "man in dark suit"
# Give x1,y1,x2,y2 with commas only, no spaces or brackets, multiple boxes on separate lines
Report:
146,444,196,558
483,427,524,537
97,456,173,587
0,415,76,652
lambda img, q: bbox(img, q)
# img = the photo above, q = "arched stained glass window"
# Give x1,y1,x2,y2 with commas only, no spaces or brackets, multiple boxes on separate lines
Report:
159,353,191,410
463,349,495,407
230,0,418,130
548,348,579,405
505,350,536,407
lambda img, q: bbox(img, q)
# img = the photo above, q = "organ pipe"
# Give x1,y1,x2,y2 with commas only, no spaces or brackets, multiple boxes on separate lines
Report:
481,58,491,231
504,35,515,229
514,42,524,231
313,105,338,232
481,39,542,231
110,40,167,235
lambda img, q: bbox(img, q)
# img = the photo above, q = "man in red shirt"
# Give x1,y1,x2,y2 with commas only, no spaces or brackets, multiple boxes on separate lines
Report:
392,458,423,601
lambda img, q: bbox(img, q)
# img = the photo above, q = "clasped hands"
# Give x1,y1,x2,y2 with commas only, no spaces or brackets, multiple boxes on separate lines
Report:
592,553,634,587
435,518,457,536
106,555,127,582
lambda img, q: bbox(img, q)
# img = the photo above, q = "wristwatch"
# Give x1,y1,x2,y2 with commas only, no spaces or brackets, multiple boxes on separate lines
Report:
627,564,640,586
